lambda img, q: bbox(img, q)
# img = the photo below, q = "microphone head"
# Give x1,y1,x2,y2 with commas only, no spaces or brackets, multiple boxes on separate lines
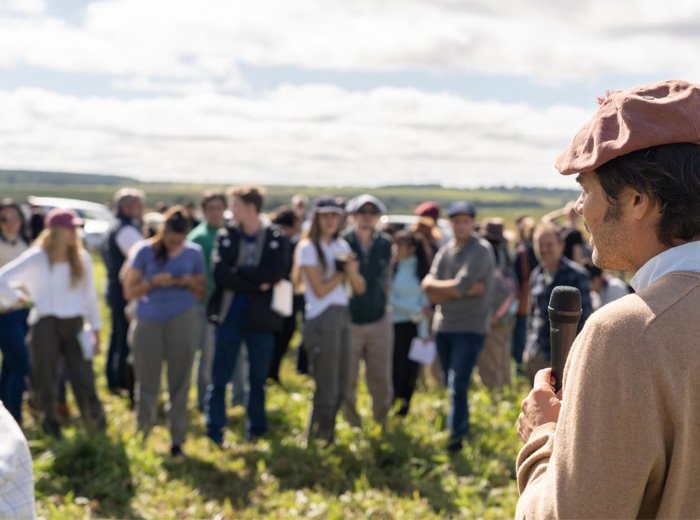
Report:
549,285,582,313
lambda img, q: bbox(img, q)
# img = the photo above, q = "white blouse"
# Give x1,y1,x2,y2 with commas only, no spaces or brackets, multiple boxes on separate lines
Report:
0,247,102,329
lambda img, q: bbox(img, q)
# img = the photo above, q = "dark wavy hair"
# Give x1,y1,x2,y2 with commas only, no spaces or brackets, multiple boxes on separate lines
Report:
0,198,29,244
392,230,430,281
596,143,700,246
151,205,192,264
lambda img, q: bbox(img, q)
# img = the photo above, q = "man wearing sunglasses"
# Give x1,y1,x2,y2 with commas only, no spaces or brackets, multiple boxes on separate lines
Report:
342,194,394,428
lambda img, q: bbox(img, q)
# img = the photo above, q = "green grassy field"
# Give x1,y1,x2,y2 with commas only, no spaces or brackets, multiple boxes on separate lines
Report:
22,255,531,519
2,179,578,225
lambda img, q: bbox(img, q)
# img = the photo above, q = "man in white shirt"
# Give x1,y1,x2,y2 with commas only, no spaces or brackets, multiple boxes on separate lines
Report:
0,400,35,519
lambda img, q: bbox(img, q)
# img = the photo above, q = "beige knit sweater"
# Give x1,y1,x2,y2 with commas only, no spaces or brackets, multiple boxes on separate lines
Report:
516,271,700,518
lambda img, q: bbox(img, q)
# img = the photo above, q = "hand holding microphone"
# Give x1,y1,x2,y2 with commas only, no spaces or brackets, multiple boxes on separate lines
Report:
517,285,582,442
548,285,583,393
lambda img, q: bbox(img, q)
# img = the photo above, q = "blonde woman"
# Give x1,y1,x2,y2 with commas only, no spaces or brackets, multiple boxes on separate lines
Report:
0,208,104,438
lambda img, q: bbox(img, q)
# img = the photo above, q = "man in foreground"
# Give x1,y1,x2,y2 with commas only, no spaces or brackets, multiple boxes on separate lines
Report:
516,80,700,517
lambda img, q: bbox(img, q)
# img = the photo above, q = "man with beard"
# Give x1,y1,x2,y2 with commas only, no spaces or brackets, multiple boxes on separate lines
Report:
516,80,700,517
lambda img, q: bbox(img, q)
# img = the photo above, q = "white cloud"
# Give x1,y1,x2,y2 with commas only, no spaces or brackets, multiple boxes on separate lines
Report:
0,0,45,16
1,0,700,84
0,85,589,188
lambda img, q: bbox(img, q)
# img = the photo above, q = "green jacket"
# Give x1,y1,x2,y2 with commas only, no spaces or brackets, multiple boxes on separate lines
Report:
344,229,392,324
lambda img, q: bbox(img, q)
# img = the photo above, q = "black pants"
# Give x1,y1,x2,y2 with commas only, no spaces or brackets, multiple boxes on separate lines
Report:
29,316,105,432
268,294,305,381
392,321,420,411
106,296,134,398
269,314,296,381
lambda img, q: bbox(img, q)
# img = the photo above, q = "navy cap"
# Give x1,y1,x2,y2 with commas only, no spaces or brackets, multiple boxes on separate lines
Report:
313,197,344,214
447,201,477,218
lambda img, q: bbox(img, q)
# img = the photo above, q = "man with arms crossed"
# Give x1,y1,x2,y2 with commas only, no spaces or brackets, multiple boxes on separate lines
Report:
422,201,494,452
516,80,700,517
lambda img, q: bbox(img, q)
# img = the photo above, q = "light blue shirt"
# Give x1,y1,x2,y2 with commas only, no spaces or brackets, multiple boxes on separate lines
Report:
390,256,429,337
631,241,700,292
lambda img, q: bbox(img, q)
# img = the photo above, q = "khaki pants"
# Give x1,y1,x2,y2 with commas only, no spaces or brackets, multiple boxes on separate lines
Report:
29,316,105,431
343,312,393,426
477,316,515,389
132,305,199,446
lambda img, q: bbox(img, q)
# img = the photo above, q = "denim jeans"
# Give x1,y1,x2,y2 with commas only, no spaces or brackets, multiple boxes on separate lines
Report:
0,308,30,424
206,303,274,443
436,331,485,447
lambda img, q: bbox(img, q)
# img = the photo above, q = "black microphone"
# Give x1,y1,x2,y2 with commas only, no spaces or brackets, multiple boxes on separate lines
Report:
548,286,582,393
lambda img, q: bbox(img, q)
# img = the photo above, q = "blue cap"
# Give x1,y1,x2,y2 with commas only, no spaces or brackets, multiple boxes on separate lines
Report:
447,201,477,218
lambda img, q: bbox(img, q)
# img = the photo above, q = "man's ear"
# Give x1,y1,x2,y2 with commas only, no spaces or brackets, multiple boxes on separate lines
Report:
628,189,655,221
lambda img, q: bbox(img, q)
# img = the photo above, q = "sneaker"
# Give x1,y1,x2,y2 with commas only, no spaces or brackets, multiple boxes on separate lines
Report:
41,418,62,439
170,444,185,457
447,438,463,453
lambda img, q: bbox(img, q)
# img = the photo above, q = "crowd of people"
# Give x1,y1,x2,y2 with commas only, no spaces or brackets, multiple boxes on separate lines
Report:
0,185,630,458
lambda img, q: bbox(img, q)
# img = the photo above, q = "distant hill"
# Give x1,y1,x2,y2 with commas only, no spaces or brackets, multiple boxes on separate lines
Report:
0,170,139,185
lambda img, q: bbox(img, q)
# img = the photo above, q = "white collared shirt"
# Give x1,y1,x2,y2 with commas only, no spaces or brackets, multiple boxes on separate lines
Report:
631,241,700,292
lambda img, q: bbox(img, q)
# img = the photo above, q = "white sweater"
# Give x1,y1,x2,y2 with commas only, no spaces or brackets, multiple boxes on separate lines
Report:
0,247,102,329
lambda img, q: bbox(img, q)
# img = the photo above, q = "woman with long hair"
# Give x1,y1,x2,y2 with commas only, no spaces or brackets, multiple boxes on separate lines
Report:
0,199,31,424
123,206,205,457
297,197,365,444
390,230,431,416
0,208,104,437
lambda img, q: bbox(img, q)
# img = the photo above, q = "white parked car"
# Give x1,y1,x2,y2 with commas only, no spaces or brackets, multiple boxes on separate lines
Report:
27,196,116,250
378,214,453,245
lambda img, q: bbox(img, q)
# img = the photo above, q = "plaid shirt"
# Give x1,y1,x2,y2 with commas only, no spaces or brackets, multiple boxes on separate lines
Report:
0,402,35,519
525,257,592,360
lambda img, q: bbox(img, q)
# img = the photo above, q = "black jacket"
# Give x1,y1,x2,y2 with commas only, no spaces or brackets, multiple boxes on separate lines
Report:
207,224,290,332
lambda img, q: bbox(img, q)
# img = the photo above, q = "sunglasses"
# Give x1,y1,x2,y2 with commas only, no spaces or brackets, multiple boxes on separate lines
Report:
356,208,379,216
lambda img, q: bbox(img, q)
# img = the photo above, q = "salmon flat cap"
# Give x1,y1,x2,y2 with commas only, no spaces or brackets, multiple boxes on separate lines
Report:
555,79,700,175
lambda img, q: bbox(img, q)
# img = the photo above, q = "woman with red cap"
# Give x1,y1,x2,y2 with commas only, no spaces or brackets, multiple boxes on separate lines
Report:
0,208,105,438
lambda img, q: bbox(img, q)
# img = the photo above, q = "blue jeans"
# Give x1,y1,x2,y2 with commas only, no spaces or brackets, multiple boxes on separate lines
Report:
436,331,485,446
205,304,274,442
0,309,30,424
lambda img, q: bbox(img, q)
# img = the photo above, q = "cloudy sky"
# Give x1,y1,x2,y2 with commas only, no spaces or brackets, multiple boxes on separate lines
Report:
1,0,698,188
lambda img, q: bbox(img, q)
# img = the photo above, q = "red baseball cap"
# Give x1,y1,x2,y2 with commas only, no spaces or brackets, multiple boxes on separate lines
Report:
414,201,441,220
45,208,85,229
556,79,700,175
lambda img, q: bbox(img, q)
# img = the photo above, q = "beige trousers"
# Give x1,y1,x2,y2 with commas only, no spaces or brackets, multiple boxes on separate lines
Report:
343,312,394,426
477,316,515,389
